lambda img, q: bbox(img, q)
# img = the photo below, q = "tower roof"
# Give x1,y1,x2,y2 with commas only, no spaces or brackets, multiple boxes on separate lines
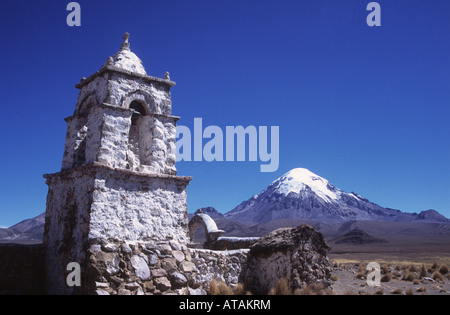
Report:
76,33,175,90
104,33,147,75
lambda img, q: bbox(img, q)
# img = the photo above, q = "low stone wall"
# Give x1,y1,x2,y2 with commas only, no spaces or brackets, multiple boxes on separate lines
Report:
0,244,45,295
86,241,249,295
87,240,198,295
190,249,249,290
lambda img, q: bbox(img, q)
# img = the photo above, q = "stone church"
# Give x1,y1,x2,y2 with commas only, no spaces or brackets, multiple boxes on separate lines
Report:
34,34,331,295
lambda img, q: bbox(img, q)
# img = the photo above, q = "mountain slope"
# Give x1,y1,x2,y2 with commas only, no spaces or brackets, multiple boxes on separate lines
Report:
9,213,45,233
225,168,448,225
0,213,45,243
188,207,225,220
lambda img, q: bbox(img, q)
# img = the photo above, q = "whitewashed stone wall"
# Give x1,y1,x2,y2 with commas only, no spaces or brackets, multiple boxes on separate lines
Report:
43,168,95,294
43,164,191,294
62,103,178,175
89,165,190,243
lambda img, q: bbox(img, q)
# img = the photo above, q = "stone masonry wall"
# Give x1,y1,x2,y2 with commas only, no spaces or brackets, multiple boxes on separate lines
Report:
190,249,248,291
43,163,190,294
86,241,247,295
242,225,332,294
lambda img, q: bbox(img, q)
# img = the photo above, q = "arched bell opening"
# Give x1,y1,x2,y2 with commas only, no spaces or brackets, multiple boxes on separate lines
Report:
127,100,153,168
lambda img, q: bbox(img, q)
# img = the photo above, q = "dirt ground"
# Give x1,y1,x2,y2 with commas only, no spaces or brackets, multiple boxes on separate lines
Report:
330,263,450,295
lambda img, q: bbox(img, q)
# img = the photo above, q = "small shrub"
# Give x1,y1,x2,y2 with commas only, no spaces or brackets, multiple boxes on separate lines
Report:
381,273,392,283
432,271,444,282
392,271,401,279
331,275,339,282
374,288,384,295
413,280,420,285
431,262,439,271
405,288,414,295
381,264,390,275
416,287,426,293
438,265,448,275
408,265,418,273
402,272,416,282
356,272,366,280
391,288,403,295
420,265,427,279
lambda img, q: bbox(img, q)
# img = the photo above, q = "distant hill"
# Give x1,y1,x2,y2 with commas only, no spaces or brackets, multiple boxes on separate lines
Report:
0,213,45,244
331,228,387,245
188,206,225,220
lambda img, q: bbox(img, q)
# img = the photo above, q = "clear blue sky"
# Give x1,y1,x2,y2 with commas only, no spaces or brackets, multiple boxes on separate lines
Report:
0,0,449,227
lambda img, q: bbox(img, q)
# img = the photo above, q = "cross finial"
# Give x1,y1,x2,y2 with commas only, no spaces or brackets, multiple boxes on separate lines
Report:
121,32,130,50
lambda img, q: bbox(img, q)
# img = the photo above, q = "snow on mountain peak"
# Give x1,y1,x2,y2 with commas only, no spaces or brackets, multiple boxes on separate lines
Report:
272,168,341,202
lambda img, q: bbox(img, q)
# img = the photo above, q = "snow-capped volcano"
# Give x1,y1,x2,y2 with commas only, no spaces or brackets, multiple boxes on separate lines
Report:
225,168,448,224
272,168,341,202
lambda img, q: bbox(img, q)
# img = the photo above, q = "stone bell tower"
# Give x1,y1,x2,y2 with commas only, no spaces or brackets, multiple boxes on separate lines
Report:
43,33,191,294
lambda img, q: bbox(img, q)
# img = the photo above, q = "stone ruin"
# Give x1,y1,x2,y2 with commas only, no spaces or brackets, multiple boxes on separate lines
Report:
0,34,331,295
243,225,332,294
187,210,259,250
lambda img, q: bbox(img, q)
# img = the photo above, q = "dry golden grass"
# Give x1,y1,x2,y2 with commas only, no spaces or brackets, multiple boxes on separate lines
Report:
208,279,248,295
209,279,219,295
402,271,416,282
295,283,333,296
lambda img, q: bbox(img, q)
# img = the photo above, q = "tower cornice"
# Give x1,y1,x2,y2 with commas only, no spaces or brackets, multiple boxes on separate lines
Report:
75,65,176,90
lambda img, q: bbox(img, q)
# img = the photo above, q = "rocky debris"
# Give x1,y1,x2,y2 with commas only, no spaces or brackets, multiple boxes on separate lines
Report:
243,225,332,294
